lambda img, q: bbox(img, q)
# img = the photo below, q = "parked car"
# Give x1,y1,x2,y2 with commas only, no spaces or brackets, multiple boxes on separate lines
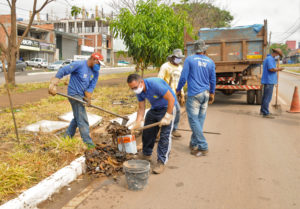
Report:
47,60,73,71
117,60,130,66
25,58,48,68
0,60,26,72
47,60,64,71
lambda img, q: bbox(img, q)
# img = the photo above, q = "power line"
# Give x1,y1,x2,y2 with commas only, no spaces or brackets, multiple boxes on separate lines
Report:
0,2,48,15
278,25,300,42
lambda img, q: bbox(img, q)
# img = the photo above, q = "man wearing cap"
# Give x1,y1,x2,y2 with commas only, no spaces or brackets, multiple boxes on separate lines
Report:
158,48,185,138
128,74,177,174
48,52,104,148
260,48,284,119
176,39,216,157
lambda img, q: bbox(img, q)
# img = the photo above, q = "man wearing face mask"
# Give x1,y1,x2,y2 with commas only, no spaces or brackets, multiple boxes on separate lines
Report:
260,48,284,119
158,49,185,138
127,74,177,174
48,52,104,148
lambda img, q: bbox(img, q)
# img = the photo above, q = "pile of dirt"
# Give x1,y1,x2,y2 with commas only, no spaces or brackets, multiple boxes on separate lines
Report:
106,121,131,145
85,143,134,177
86,122,134,177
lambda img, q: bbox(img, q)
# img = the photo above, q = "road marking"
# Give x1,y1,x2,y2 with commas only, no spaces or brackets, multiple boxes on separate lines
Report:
27,72,56,76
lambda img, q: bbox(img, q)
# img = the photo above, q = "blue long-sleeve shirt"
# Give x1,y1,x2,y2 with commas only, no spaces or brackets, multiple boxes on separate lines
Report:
176,54,216,96
261,54,277,84
55,60,99,97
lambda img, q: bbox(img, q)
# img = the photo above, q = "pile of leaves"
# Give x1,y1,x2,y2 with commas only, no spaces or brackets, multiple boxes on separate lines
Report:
106,121,131,145
85,143,134,177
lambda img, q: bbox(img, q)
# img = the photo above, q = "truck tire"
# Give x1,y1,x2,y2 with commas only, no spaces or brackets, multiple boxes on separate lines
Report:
247,90,255,104
255,90,262,105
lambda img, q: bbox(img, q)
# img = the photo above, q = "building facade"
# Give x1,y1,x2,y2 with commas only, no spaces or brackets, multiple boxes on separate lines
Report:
0,15,56,63
18,23,56,62
52,17,113,64
286,40,296,50
55,30,78,60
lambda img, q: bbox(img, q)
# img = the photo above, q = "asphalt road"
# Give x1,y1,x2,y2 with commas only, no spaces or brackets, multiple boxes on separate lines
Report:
40,72,300,209
0,66,136,85
278,70,300,106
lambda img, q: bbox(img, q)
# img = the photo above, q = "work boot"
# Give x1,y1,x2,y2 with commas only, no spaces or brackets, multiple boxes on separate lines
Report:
189,144,197,150
152,160,165,174
262,114,275,119
190,147,208,157
137,152,152,162
172,130,182,138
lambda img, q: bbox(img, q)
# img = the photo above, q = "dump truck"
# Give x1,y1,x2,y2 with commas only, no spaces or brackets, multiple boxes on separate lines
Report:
186,20,268,104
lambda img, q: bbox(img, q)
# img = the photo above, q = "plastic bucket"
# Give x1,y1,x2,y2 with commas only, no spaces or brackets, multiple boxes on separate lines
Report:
117,135,137,154
123,160,150,191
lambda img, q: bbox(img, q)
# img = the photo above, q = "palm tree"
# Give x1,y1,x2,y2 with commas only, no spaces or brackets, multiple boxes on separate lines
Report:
71,6,81,19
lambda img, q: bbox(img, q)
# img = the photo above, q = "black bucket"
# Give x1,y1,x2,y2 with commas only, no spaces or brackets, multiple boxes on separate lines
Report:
123,160,150,191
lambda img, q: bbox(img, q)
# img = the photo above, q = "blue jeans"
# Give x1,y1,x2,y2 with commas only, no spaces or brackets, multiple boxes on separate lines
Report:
173,102,180,131
142,108,174,164
186,91,209,151
260,84,274,115
65,95,95,147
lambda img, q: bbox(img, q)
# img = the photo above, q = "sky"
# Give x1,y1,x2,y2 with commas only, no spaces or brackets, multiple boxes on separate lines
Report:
0,0,299,45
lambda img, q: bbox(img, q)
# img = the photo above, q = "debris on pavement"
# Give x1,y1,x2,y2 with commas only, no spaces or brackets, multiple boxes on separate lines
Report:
106,121,131,145
85,143,134,177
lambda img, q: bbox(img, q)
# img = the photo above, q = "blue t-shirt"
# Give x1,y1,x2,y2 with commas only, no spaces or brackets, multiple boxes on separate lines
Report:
261,54,277,84
137,77,177,110
55,60,99,97
176,54,216,96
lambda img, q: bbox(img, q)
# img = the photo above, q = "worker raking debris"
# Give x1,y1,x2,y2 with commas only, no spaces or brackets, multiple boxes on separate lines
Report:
48,52,104,149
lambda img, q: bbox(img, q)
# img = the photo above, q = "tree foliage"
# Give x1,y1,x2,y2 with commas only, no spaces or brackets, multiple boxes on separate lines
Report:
111,0,190,73
269,43,289,57
71,6,82,19
173,0,233,35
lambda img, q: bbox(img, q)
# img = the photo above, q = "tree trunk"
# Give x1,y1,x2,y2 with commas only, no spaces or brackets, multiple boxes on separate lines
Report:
7,50,17,85
7,2,17,85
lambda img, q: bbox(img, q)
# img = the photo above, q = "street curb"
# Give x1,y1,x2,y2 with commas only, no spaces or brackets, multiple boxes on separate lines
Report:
0,110,144,209
282,70,300,76
0,157,86,209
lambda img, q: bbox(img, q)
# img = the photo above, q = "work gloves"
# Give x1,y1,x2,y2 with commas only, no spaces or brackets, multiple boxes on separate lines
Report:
208,93,215,104
48,77,60,96
131,120,142,135
160,112,173,126
83,91,92,106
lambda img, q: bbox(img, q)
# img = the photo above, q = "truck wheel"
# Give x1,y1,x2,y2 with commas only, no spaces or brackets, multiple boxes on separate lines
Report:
255,90,262,105
247,90,255,104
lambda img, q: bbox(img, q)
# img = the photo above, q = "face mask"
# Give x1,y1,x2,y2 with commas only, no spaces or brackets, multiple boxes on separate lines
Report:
174,58,182,64
274,55,280,60
93,64,100,71
133,83,143,94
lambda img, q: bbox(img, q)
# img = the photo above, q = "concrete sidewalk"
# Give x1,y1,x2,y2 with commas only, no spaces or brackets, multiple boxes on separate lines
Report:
54,93,300,209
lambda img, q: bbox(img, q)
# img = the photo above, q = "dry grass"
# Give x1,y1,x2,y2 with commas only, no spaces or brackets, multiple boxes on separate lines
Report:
281,63,300,67
0,70,155,204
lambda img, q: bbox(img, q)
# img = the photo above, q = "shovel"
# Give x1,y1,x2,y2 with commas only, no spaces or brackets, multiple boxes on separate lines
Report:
56,92,129,125
133,122,221,135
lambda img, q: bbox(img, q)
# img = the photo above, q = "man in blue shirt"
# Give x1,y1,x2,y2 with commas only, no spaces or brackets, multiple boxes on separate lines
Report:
260,48,284,118
48,53,104,148
176,39,216,157
128,74,177,174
